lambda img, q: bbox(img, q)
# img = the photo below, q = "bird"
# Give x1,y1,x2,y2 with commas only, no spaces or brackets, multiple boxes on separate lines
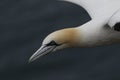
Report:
29,0,120,63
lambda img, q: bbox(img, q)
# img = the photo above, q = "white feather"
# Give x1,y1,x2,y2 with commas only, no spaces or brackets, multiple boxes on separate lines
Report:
62,0,120,19
108,9,120,28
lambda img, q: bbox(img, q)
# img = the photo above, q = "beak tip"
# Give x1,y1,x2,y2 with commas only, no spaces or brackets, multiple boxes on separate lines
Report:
28,53,39,63
28,56,35,63
28,45,55,63
28,58,32,64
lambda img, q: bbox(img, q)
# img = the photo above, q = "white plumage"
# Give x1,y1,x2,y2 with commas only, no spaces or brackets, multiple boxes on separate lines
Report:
29,0,120,62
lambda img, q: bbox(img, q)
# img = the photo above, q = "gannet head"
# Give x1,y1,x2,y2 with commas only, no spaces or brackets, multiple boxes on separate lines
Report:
29,28,81,62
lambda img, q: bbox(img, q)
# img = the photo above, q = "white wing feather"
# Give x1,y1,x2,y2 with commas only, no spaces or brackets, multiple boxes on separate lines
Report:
108,9,120,28
61,0,120,19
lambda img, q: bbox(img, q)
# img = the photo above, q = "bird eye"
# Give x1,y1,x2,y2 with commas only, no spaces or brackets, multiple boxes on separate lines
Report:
46,40,59,46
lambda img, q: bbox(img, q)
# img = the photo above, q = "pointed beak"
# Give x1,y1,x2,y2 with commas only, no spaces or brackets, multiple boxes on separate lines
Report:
29,45,56,63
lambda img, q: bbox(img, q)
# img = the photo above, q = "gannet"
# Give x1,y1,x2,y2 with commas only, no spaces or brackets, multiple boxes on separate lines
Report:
29,0,120,62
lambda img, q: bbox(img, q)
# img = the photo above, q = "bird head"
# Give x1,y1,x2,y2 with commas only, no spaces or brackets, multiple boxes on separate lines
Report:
29,28,81,62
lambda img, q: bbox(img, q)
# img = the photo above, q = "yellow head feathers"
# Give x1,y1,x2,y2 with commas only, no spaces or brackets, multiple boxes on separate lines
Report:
43,28,81,47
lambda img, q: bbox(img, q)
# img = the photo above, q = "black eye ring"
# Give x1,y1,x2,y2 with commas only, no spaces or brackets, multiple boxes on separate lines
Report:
46,40,59,46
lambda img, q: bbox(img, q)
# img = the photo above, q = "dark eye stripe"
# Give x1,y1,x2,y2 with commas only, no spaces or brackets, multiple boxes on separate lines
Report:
46,40,59,46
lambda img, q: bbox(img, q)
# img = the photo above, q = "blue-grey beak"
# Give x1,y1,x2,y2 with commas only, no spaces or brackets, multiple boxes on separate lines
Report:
29,45,56,63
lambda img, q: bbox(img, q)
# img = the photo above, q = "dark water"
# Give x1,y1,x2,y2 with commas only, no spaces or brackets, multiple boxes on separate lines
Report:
0,0,120,80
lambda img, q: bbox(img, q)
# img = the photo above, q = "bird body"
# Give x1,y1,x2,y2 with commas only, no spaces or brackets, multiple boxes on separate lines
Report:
77,19,120,47
64,0,120,47
29,0,120,62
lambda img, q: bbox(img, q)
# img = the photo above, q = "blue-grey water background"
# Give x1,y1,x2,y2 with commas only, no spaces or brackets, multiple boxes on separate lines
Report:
0,0,120,80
